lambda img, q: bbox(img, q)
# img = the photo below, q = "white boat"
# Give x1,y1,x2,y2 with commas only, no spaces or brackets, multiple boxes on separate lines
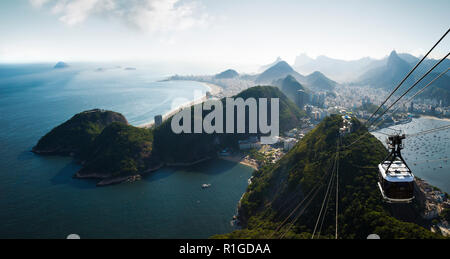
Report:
202,184,211,189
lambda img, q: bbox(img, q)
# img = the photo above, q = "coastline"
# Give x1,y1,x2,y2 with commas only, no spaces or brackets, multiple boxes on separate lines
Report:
138,80,223,129
219,153,259,171
419,115,450,122
201,82,223,96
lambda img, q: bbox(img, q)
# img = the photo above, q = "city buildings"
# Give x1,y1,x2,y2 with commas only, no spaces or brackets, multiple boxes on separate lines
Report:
238,136,261,150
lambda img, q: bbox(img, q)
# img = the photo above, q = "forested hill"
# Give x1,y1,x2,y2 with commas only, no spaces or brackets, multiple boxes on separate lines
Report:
153,86,305,164
33,86,305,186
214,115,441,239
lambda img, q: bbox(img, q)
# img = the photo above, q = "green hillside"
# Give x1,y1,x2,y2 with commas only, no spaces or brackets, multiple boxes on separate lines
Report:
214,115,440,239
76,123,160,181
153,86,306,164
32,109,128,158
273,75,308,104
305,71,337,91
34,86,305,185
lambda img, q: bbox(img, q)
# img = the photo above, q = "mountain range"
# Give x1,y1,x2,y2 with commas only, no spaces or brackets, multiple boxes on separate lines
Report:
258,57,283,73
356,50,450,105
256,61,337,92
294,51,450,83
357,50,415,89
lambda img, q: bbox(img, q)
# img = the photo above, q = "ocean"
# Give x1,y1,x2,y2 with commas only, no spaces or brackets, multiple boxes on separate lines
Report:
372,117,450,193
0,64,253,239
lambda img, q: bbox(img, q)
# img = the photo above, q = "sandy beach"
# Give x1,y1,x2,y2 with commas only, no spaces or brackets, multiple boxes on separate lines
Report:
138,80,223,128
219,153,259,171
419,115,450,122
202,82,223,95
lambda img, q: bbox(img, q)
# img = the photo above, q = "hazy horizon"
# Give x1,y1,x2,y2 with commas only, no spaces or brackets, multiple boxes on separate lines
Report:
0,0,449,72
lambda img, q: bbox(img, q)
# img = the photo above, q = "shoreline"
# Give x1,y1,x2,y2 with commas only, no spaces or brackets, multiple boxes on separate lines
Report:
138,80,223,129
219,153,259,171
201,82,223,96
419,115,450,122
373,114,450,132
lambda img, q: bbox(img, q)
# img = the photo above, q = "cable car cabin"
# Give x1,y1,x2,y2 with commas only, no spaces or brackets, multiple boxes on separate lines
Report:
378,161,414,203
377,134,415,203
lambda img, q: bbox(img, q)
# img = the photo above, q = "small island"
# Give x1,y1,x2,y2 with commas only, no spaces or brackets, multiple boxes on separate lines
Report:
54,61,69,69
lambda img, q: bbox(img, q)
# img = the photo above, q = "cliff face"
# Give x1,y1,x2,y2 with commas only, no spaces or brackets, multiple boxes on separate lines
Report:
32,109,128,157
214,115,440,239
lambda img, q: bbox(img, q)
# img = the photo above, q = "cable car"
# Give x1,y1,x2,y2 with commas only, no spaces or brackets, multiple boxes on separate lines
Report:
377,134,415,203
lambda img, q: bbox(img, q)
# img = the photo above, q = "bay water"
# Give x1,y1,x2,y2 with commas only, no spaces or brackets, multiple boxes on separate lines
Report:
0,64,253,238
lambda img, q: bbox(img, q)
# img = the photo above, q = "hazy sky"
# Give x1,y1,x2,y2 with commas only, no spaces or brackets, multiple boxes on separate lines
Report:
0,0,449,71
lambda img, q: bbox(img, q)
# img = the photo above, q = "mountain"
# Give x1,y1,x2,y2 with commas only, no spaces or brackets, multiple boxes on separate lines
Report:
256,61,305,84
214,115,440,239
153,86,306,164
75,123,161,186
215,69,239,79
356,50,450,105
294,54,384,83
34,86,305,186
305,71,338,91
398,53,420,64
358,50,415,90
397,53,450,74
295,51,450,84
54,61,69,69
273,75,307,103
258,57,283,73
414,72,450,106
32,109,128,157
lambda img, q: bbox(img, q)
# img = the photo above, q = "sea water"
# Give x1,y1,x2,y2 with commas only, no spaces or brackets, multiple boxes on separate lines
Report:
372,117,450,193
0,64,253,238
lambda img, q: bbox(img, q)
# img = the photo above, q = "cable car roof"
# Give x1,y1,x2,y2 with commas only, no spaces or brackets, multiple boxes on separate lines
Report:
378,162,414,182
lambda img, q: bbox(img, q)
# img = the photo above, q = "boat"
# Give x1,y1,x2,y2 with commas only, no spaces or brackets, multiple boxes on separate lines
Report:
202,184,212,189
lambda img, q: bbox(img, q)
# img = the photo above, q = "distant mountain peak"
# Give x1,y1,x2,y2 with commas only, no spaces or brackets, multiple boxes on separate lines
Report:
284,74,297,81
215,69,239,79
258,57,285,72
271,61,294,71
305,70,337,91
310,71,324,77
387,50,409,68
388,50,401,60
256,60,303,84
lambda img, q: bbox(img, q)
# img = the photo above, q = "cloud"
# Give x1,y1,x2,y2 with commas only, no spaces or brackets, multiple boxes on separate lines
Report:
30,0,52,8
30,0,209,31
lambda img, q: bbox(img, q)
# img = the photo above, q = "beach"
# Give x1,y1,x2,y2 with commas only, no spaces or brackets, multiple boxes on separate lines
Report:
202,82,223,95
419,115,450,122
138,81,223,129
219,153,259,171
